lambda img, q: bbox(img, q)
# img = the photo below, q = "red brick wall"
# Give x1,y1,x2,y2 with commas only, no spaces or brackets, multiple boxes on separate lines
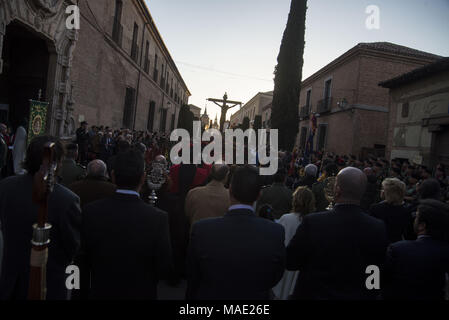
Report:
297,52,436,156
357,55,430,108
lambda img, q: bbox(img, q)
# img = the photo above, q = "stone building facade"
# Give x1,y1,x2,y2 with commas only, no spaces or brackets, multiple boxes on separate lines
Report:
380,58,449,169
229,91,272,128
188,104,201,120
296,42,440,158
0,0,190,138
0,0,78,137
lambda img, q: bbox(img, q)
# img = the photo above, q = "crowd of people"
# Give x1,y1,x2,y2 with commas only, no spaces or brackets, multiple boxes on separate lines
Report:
0,121,448,300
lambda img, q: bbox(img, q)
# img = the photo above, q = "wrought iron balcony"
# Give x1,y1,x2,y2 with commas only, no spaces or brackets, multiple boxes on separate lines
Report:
317,97,332,114
300,105,311,118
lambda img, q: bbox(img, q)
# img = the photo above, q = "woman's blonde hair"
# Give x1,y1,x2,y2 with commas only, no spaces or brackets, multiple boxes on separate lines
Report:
382,178,406,205
292,186,316,216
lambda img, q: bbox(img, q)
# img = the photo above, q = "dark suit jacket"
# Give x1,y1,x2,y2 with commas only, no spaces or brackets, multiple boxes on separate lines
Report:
383,236,449,300
69,176,116,208
0,134,6,170
369,201,411,244
256,183,293,219
0,175,81,300
81,192,172,300
186,208,286,300
286,204,388,300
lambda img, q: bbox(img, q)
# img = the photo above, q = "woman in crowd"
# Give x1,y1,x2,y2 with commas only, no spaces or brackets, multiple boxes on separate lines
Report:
272,186,316,300
369,178,412,243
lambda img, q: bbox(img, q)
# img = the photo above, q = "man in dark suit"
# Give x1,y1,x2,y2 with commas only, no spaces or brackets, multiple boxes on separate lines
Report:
81,148,172,299
76,121,89,166
69,159,116,208
186,165,285,300
256,168,292,220
59,143,86,187
383,199,449,300
287,167,388,300
0,135,81,300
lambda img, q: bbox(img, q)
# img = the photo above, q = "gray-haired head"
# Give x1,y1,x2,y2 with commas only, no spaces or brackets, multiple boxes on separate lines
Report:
305,164,318,177
87,159,108,178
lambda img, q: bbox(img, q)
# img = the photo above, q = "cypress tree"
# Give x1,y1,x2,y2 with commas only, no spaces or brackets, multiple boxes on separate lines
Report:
253,115,262,131
271,0,307,151
177,104,194,135
242,117,250,131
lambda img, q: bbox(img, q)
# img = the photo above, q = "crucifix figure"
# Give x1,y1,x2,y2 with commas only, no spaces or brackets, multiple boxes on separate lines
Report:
207,93,242,132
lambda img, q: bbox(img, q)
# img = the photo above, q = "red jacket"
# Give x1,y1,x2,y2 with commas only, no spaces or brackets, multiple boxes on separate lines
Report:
169,164,209,194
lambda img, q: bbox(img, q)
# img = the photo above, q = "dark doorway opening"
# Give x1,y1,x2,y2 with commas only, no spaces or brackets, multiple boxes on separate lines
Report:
432,125,449,170
0,21,50,131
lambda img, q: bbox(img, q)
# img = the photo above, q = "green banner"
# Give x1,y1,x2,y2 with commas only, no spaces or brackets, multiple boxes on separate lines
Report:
27,100,49,146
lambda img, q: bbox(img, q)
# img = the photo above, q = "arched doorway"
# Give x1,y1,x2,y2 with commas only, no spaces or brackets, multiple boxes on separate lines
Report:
0,21,52,131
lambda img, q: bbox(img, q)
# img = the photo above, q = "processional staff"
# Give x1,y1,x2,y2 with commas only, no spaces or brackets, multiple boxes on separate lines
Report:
28,142,57,300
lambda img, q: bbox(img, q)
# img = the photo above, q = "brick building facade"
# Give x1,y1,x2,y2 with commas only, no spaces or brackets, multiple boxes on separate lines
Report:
296,42,440,158
0,0,190,138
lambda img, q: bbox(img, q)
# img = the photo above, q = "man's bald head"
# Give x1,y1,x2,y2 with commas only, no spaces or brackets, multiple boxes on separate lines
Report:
335,167,367,204
210,164,229,183
87,159,108,178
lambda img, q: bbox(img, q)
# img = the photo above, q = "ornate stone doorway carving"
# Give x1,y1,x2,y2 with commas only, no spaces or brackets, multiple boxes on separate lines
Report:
0,0,78,137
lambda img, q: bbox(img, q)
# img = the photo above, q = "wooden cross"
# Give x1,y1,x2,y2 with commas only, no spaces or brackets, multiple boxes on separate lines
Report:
207,92,242,132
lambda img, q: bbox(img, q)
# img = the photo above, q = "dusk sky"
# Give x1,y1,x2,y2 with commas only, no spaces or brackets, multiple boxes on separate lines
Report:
145,0,449,121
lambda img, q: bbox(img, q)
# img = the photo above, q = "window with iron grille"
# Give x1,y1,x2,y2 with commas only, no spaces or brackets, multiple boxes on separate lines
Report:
153,54,158,82
171,113,175,131
160,108,167,132
112,0,123,46
317,124,328,152
131,23,139,62
122,87,136,129
401,102,409,118
147,101,156,132
306,89,312,112
144,40,150,73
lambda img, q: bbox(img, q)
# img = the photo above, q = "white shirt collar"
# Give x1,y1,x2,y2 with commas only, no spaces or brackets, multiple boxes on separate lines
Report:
228,204,255,212
116,189,140,197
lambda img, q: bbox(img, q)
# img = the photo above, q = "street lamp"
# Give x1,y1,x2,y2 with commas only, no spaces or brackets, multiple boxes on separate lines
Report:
337,98,348,109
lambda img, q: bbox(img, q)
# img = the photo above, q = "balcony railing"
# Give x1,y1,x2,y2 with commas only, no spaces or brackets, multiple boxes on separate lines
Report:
317,97,332,114
300,105,311,118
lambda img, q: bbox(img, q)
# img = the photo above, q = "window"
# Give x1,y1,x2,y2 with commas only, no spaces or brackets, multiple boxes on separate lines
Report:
401,102,409,118
131,23,139,62
160,63,165,87
147,101,156,131
153,54,158,82
171,113,175,131
324,79,332,99
112,0,123,46
300,127,308,149
144,41,150,73
160,108,168,132
123,87,136,129
317,124,328,152
306,89,312,111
